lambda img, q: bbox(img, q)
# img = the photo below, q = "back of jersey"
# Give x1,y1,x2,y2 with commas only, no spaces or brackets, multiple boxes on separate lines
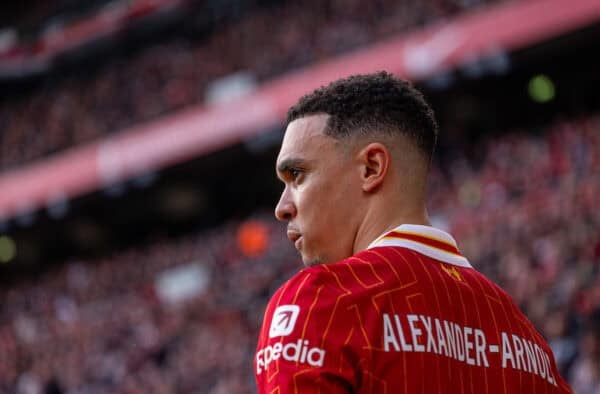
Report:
255,225,572,394
350,238,572,394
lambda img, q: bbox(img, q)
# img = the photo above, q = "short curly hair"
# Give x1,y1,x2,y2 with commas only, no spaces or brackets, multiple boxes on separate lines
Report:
287,71,438,162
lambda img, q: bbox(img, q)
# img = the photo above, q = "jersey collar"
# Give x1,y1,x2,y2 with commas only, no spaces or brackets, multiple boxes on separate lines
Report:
366,224,472,268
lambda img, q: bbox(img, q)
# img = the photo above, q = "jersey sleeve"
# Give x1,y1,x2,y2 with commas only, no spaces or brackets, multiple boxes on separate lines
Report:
254,267,360,393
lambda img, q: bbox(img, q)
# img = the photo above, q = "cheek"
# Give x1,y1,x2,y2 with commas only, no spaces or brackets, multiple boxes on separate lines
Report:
328,173,360,208
295,185,331,232
307,177,354,226
299,168,357,224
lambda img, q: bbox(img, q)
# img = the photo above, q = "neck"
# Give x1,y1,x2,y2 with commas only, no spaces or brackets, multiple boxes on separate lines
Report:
353,201,430,255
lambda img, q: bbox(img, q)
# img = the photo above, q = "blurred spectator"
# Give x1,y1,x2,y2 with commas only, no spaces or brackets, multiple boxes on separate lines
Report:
0,0,505,172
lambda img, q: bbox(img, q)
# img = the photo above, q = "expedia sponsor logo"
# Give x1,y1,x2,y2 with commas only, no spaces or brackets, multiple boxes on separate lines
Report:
256,339,326,375
269,305,300,338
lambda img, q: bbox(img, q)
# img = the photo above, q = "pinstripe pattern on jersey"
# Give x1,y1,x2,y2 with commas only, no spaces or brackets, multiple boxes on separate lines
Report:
256,225,572,394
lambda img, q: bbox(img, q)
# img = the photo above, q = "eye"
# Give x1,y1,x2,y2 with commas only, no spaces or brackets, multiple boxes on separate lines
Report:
287,168,304,184
290,168,301,179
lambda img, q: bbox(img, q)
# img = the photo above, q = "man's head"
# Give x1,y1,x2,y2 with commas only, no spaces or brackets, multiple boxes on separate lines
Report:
275,71,438,266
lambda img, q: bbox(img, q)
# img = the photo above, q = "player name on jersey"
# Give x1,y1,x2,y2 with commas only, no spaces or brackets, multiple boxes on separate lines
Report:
383,313,557,387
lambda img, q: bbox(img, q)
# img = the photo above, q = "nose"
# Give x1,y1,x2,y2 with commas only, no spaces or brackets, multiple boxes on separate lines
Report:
275,187,296,222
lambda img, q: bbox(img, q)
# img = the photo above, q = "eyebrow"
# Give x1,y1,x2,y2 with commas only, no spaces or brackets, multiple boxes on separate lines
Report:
276,158,306,175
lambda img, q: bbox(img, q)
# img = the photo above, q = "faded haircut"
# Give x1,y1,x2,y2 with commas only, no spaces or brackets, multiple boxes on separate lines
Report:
287,71,438,163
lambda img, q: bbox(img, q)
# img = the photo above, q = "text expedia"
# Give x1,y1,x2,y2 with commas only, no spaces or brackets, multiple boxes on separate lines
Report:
256,339,325,375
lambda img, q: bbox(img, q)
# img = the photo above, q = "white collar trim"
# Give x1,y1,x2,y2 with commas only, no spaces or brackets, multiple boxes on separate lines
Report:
367,224,472,268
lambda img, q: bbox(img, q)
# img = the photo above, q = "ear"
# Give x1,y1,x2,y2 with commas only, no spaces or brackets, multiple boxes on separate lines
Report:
357,142,390,193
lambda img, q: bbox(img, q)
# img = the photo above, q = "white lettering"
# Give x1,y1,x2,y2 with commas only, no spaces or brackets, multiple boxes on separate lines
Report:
264,346,273,365
454,323,465,361
464,327,475,366
395,315,413,351
435,318,448,357
512,335,526,371
383,314,400,352
543,351,557,386
256,349,265,374
444,320,456,358
408,314,425,352
502,332,516,368
420,315,438,354
256,339,326,375
523,339,539,375
300,340,309,362
272,342,282,361
535,344,547,379
307,347,325,366
497,332,558,387
378,314,559,388
283,339,302,361
474,329,489,367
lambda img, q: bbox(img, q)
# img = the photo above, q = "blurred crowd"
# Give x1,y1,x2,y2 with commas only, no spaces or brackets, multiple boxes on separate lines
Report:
429,115,600,393
0,0,501,172
0,114,598,394
2,0,597,393
0,0,114,37
0,219,299,394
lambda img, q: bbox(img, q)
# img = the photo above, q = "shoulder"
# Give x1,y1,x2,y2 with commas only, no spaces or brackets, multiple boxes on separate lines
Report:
267,247,414,311
267,264,351,313
320,246,420,289
265,246,422,318
257,265,357,373
256,265,364,387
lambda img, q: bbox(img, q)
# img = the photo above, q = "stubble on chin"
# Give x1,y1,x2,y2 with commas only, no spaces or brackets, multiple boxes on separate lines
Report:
304,259,323,267
301,253,324,267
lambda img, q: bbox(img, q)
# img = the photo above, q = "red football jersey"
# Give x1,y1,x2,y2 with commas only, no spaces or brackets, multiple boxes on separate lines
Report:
255,224,572,393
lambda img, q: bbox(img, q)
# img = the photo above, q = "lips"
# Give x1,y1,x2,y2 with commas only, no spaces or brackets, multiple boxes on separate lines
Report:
286,229,302,249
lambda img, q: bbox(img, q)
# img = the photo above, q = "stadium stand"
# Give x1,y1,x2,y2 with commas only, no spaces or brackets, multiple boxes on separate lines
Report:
0,115,598,393
1,0,114,30
0,0,506,172
1,0,599,393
